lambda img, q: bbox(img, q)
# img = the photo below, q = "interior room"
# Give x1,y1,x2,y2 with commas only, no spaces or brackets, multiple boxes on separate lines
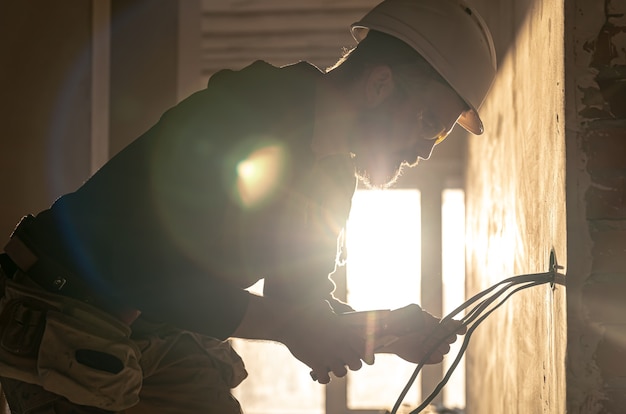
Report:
1,0,625,413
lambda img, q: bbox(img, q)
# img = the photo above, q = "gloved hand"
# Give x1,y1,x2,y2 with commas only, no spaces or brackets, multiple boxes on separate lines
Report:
277,301,370,384
378,304,466,364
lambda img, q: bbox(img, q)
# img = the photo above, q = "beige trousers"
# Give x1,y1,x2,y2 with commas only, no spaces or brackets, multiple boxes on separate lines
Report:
127,319,248,414
0,273,248,414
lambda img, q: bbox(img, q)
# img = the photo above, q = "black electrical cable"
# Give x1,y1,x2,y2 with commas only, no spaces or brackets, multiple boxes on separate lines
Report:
390,273,552,414
459,276,549,327
444,272,553,323
409,280,548,414
390,270,562,414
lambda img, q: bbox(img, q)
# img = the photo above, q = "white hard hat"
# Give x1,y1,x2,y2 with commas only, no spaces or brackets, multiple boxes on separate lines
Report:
351,0,497,135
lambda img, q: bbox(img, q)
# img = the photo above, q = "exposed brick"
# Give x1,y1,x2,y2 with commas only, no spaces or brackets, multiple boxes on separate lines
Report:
590,219,626,232
590,230,626,273
583,281,626,324
583,125,626,171
579,105,611,119
607,0,626,15
596,323,626,379
586,173,626,219
595,70,626,118
588,4,626,117
595,323,626,413
603,390,626,414
591,25,624,69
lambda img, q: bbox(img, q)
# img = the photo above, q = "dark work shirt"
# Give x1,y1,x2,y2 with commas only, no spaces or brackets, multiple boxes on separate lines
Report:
21,61,357,339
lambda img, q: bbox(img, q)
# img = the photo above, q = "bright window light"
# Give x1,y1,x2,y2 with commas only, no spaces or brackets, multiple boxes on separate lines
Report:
442,189,466,409
346,189,422,411
230,188,466,413
231,279,324,414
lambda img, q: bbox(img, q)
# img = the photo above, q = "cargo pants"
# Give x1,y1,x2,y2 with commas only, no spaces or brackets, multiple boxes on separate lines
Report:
0,271,248,414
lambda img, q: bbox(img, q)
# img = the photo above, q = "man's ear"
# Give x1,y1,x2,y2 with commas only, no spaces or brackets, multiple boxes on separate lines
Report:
364,65,395,107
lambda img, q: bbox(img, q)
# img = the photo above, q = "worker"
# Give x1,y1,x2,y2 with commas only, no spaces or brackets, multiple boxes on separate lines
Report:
0,0,496,412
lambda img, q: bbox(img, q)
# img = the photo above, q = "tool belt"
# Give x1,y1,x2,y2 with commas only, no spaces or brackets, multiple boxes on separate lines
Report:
0,215,143,411
0,271,143,411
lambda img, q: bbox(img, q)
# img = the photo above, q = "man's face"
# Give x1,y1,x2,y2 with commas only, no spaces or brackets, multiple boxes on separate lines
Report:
351,76,467,188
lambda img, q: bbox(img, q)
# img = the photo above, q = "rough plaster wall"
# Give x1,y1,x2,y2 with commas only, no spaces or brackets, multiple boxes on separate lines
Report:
565,0,626,412
465,0,567,412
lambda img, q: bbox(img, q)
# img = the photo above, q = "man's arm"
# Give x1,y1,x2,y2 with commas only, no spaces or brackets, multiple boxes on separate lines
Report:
262,154,358,310
231,293,370,384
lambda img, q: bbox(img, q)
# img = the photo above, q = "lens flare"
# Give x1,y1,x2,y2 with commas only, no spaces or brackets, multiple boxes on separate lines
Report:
236,144,285,208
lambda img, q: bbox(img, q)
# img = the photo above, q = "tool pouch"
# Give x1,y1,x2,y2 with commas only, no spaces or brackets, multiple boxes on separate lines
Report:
0,276,142,411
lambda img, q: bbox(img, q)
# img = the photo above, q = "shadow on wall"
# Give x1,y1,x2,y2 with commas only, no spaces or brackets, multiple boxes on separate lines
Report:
470,0,539,69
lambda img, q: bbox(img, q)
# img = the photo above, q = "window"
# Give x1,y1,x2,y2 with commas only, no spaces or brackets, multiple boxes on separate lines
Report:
344,189,422,411
232,186,466,413
232,279,324,414
441,189,466,410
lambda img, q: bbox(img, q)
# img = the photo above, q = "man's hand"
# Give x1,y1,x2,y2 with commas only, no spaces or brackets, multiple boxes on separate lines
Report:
377,304,466,364
232,295,370,383
277,301,370,384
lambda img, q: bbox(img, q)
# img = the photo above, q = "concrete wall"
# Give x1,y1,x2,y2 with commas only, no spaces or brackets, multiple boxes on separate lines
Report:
109,0,181,157
565,0,626,412
0,0,189,239
0,1,94,239
464,0,568,412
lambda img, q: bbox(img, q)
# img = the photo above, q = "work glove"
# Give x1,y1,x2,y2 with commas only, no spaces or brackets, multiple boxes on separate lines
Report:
378,304,466,364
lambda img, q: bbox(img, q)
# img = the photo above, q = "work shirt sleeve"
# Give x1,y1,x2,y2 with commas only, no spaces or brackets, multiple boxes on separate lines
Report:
262,153,357,310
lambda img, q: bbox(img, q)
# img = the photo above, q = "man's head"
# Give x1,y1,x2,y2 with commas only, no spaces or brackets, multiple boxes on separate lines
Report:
326,0,496,188
330,31,470,187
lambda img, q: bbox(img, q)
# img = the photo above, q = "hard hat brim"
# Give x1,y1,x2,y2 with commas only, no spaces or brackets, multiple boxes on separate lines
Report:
458,109,484,135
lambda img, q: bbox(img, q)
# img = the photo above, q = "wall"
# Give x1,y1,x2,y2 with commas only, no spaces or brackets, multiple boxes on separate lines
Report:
464,0,568,412
0,1,94,240
0,0,192,237
109,0,182,157
565,0,626,412
0,2,196,412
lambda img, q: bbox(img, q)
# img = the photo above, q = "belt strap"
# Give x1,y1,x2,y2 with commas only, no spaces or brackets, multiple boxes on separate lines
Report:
3,215,141,325
4,215,97,304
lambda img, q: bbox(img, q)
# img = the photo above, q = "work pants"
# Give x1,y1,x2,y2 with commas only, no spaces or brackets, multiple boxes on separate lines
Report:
0,273,247,414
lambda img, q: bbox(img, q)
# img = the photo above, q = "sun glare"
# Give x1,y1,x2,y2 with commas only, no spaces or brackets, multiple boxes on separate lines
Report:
442,189,466,409
346,189,422,410
346,189,422,310
232,187,467,413
236,144,285,208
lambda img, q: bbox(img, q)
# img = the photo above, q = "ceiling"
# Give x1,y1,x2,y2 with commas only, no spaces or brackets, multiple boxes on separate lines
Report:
200,0,379,83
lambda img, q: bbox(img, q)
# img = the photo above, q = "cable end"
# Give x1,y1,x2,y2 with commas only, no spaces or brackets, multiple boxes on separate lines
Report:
549,249,565,288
